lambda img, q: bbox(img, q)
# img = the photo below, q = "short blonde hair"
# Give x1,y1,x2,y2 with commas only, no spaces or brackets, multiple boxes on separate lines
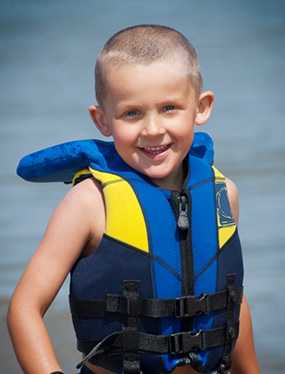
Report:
95,24,203,106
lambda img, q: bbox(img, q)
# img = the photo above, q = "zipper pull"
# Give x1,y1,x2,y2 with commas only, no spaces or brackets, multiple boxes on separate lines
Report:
177,194,189,231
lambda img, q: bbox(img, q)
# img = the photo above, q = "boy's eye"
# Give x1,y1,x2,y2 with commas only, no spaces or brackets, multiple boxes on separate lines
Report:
162,104,176,112
124,109,140,118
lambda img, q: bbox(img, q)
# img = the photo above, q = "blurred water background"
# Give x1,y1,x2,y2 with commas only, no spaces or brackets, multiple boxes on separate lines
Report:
1,0,284,372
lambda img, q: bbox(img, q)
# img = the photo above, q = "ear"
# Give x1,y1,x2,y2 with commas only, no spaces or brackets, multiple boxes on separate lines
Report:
195,91,215,126
88,105,112,137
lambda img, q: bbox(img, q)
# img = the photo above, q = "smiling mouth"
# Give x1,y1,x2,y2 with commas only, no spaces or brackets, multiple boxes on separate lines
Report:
139,144,172,157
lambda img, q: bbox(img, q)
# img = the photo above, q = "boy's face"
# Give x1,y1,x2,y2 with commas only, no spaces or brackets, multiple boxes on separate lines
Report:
91,60,213,190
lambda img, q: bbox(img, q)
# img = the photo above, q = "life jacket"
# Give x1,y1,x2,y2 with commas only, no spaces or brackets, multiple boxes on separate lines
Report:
17,132,244,374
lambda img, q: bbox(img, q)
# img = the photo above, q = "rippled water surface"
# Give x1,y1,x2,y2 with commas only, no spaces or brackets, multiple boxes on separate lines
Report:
1,1,284,372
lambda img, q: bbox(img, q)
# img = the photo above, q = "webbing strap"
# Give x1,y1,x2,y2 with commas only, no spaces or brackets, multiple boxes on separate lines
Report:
217,274,239,373
70,287,243,320
122,281,141,374
115,323,239,355
77,322,239,366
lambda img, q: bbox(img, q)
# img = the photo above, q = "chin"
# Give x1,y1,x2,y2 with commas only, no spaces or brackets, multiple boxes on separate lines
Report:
139,166,169,178
143,170,174,184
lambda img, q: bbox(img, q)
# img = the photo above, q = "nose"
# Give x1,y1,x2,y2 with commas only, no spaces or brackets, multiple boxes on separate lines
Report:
141,114,166,137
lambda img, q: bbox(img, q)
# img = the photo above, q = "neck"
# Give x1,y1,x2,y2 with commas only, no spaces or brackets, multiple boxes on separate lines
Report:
150,162,187,191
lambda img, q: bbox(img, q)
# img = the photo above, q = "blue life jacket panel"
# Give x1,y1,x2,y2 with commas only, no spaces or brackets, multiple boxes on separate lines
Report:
17,132,243,374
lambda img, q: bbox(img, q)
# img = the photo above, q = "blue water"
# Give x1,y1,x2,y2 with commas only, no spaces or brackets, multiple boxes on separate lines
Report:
1,1,285,372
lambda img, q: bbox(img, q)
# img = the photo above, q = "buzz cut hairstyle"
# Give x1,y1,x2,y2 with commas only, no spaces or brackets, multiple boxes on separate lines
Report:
95,24,203,106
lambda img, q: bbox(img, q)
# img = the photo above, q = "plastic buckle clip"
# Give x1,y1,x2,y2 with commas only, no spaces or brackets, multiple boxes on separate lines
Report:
175,294,210,318
175,295,195,318
198,294,210,315
169,330,204,355
169,332,185,355
189,330,204,351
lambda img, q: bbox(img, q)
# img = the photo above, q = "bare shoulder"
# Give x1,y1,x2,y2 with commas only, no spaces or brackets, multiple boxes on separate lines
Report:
40,176,105,263
67,177,105,249
40,176,105,265
10,177,105,313
56,177,105,251
225,177,239,224
64,176,104,215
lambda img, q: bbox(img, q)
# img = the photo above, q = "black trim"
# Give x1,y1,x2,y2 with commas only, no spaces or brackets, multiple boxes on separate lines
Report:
212,164,220,296
115,176,156,305
170,189,194,335
101,234,181,281
102,234,150,257
170,191,193,296
151,255,181,281
73,173,93,185
194,228,238,282
184,190,194,295
101,179,124,188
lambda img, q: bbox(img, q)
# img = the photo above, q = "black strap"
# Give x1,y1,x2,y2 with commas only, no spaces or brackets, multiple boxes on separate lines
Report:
122,280,142,374
116,323,239,355
77,322,239,367
217,274,240,373
74,280,242,372
70,287,243,320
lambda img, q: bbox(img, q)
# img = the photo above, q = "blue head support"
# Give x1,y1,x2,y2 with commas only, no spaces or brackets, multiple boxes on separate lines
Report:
17,132,214,184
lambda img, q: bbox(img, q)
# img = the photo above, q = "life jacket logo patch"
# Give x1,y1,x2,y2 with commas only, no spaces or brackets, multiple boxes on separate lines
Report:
215,183,235,227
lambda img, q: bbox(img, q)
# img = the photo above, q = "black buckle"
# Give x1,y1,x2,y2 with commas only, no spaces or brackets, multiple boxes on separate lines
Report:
198,294,210,315
175,294,210,318
189,330,204,351
169,330,203,355
175,296,195,318
169,332,185,354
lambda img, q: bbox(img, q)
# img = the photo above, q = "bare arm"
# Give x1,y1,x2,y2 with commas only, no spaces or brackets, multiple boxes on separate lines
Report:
231,296,260,374
7,179,104,374
226,178,260,374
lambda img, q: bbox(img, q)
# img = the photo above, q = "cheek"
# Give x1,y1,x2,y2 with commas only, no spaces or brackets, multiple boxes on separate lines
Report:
172,123,195,153
172,112,196,136
174,123,195,141
112,124,138,147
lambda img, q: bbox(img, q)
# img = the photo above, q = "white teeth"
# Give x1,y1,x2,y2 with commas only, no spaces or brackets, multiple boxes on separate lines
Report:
139,144,171,156
143,144,169,151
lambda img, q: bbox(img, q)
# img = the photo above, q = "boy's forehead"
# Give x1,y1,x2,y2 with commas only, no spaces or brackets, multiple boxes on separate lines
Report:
103,59,193,98
100,62,195,108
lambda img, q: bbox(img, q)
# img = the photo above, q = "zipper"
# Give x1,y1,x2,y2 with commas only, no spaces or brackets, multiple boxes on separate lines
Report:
170,191,194,296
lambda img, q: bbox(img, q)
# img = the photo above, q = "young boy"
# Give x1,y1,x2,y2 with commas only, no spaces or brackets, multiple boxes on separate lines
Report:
8,25,259,374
